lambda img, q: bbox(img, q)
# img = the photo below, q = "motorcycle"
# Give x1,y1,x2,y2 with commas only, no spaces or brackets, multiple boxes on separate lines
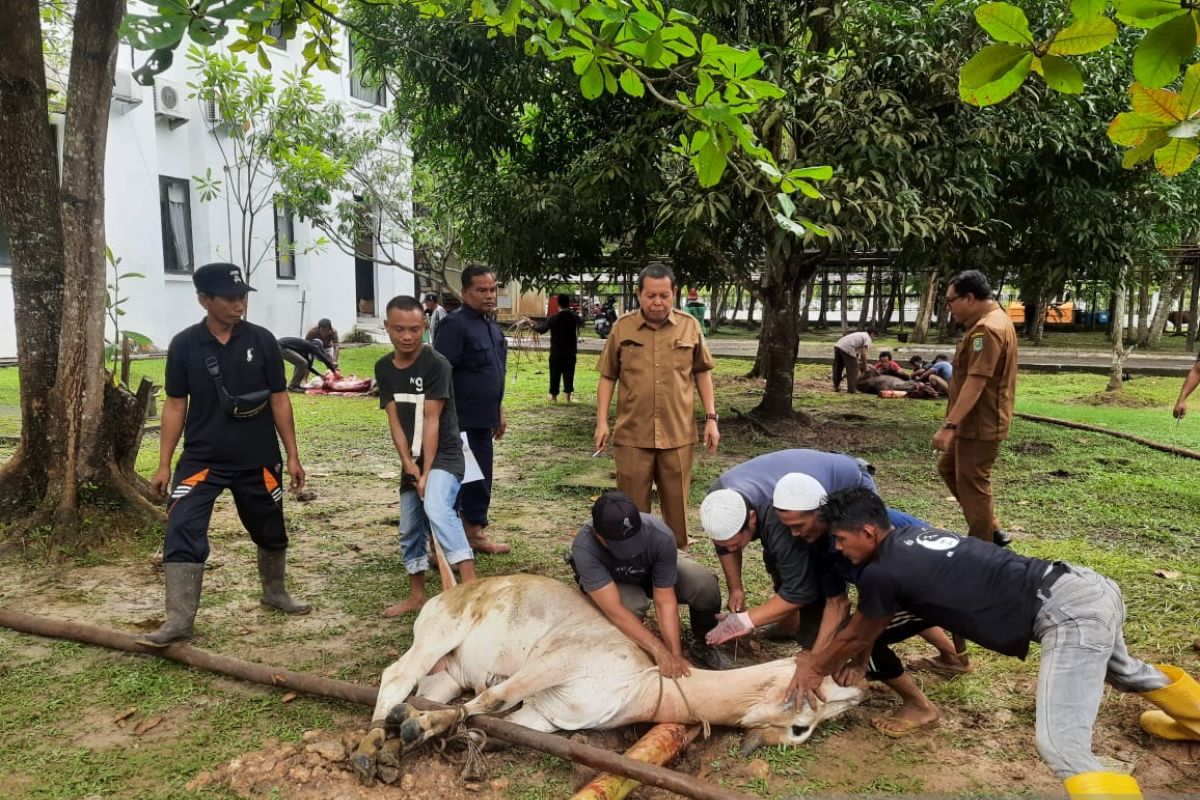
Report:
594,302,617,339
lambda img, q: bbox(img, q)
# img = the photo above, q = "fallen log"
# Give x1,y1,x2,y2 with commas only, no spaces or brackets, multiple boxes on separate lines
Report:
0,608,752,800
572,723,703,800
1015,412,1200,461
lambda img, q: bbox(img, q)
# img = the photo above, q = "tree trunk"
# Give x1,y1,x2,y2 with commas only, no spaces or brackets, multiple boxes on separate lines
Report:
896,269,907,332
752,250,820,419
1135,274,1150,344
912,266,939,344
797,273,815,333
878,268,898,332
1107,265,1132,392
838,269,849,334
817,270,829,327
857,263,873,328
0,0,161,541
1188,262,1200,352
1140,269,1183,349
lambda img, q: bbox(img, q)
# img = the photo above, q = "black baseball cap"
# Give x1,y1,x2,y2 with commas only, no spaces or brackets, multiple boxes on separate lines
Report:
193,262,255,297
590,492,647,559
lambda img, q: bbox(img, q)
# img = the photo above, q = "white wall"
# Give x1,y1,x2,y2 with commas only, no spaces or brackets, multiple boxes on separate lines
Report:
0,32,414,359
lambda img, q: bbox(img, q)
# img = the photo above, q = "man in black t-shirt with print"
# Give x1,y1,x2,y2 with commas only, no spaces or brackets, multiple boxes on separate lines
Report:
136,262,309,648
570,492,730,673
785,488,1199,800
375,296,476,617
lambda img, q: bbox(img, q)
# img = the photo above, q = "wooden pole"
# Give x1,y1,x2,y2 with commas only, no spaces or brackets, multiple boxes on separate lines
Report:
1016,412,1200,460
572,723,702,800
0,608,753,800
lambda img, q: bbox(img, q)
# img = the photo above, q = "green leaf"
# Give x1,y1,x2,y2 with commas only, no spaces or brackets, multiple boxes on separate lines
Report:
1047,17,1118,55
579,61,603,99
1130,82,1184,122
974,3,1035,44
1108,111,1169,145
775,192,795,217
1121,128,1170,166
1154,136,1200,174
1070,0,1108,18
546,18,563,40
793,179,823,199
693,137,727,187
1037,54,1084,93
1115,0,1189,29
1133,10,1197,87
788,165,834,181
618,68,644,97
960,46,1034,106
644,31,663,66
1178,62,1200,116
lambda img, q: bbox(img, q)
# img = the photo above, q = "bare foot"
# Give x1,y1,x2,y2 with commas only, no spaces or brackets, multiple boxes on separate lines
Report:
565,393,573,403
468,534,511,555
382,596,426,617
548,394,558,403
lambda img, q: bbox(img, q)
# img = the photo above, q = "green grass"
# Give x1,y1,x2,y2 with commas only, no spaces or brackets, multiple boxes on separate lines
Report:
0,343,1198,797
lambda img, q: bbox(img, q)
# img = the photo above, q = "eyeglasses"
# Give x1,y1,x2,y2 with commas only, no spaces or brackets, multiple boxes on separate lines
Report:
946,294,965,304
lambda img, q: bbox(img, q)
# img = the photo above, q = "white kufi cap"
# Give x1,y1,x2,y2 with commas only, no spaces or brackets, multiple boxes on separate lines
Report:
700,489,748,542
772,473,828,512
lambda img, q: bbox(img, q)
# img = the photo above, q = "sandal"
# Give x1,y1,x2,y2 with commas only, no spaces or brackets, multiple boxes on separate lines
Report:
907,655,971,676
872,715,940,738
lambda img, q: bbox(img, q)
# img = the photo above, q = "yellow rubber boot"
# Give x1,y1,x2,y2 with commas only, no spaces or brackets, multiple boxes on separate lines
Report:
1139,665,1200,742
1063,772,1142,799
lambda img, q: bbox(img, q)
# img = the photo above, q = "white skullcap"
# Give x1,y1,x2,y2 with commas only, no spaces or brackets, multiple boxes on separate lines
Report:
700,489,748,542
773,473,828,512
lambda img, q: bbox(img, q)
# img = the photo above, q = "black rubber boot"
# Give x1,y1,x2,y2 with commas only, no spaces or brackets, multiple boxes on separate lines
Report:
258,548,311,615
136,562,204,647
993,529,1013,548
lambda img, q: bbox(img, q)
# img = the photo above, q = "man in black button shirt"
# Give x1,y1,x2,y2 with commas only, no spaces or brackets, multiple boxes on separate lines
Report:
786,488,1198,800
137,263,309,648
434,266,510,555
532,293,583,403
278,336,338,392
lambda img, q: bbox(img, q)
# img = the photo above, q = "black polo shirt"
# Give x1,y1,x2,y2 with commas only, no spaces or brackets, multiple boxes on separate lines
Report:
433,306,507,429
856,525,1055,658
278,336,336,371
164,319,287,468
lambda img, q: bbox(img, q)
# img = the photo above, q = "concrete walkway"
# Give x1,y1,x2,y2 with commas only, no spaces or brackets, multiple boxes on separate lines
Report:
517,337,1199,376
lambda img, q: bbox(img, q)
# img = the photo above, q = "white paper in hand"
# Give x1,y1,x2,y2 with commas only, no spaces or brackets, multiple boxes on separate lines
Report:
461,432,485,484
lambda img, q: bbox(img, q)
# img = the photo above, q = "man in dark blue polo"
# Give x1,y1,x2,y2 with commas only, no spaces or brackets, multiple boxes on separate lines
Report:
137,262,309,648
433,266,510,554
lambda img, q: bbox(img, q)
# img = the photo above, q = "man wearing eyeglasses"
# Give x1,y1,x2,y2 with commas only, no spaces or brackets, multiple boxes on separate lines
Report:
932,270,1018,548
137,262,310,648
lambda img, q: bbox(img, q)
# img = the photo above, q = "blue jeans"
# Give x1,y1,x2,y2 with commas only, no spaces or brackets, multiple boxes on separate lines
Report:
1032,566,1168,779
399,470,473,575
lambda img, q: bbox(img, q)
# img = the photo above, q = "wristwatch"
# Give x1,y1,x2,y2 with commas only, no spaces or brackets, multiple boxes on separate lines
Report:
941,421,958,430
705,413,720,422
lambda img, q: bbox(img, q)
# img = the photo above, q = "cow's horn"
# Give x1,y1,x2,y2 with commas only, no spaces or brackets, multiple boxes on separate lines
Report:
739,730,766,757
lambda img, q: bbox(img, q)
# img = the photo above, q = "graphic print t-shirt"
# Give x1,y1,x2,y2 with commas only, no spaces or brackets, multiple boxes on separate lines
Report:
375,346,465,486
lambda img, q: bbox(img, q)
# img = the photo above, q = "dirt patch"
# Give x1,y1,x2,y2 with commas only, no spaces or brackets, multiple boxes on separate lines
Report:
1070,392,1160,408
1011,440,1056,456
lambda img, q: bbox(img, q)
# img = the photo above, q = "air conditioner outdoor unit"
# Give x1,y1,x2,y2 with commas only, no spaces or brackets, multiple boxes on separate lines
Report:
153,79,189,128
111,69,141,110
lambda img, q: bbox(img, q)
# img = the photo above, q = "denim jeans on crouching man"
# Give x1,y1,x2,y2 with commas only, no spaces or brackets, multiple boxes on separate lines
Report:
1032,566,1168,779
398,469,473,575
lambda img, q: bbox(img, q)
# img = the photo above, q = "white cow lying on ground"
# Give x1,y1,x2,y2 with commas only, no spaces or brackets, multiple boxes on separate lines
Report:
353,574,864,782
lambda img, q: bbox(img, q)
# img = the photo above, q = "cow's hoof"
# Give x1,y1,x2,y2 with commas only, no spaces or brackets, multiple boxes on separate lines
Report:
378,737,405,768
351,727,386,784
385,703,412,731
399,716,424,746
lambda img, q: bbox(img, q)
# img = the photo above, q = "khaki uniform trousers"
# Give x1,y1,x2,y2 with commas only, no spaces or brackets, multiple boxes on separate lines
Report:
612,444,693,549
938,436,1002,542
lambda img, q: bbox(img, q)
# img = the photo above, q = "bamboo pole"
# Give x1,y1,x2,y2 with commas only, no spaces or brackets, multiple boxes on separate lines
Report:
0,608,752,800
572,723,702,800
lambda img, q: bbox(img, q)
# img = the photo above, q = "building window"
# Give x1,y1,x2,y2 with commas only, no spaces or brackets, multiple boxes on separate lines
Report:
265,19,287,51
159,176,194,274
349,38,385,106
275,198,296,279
0,209,13,270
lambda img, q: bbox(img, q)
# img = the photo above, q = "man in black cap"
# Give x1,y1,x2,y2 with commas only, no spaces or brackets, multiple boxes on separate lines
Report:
569,491,731,674
136,262,310,647
278,335,338,392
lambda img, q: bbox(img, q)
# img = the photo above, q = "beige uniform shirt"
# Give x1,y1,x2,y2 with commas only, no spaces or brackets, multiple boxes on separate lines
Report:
949,305,1019,441
598,308,715,449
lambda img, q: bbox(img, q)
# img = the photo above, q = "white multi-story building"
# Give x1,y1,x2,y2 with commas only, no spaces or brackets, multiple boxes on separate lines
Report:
0,30,413,359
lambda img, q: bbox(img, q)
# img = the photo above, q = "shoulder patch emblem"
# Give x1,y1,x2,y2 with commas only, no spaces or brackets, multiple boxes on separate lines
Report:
972,335,984,352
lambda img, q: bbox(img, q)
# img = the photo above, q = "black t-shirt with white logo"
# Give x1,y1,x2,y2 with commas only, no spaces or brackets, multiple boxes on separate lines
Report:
375,346,465,485
856,525,1055,658
571,513,678,592
164,319,286,468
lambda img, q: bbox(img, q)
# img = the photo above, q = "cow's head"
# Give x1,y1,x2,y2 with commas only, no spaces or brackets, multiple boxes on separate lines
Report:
738,675,866,754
